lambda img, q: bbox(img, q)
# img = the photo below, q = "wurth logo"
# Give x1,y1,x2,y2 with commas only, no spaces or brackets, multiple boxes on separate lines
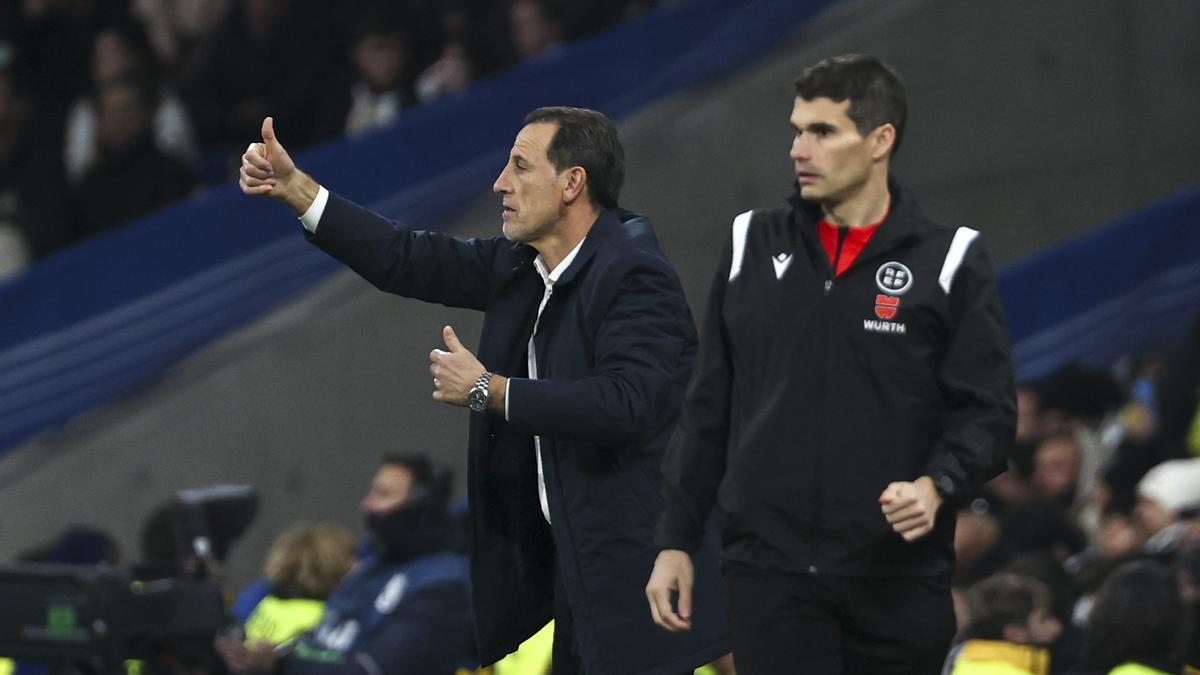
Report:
864,319,906,334
875,294,900,320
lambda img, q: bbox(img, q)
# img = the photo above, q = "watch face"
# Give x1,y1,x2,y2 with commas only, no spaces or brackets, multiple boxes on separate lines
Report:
935,474,956,497
467,388,487,412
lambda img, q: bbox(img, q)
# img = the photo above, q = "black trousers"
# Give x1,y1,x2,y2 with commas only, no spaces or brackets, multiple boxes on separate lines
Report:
723,561,955,675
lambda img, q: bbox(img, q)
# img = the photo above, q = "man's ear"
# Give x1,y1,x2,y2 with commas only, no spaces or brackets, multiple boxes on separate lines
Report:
562,166,588,205
871,123,896,160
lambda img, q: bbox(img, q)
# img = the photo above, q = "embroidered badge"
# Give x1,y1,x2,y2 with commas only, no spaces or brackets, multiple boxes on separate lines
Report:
875,261,913,295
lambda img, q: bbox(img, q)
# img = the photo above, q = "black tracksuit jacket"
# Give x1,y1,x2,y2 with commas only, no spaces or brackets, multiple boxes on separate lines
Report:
656,182,1017,577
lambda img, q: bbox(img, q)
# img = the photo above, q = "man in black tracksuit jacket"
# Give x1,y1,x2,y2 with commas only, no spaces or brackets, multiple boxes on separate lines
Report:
646,55,1017,673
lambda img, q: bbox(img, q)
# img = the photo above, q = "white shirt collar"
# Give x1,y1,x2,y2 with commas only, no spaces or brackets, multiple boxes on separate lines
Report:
533,236,587,286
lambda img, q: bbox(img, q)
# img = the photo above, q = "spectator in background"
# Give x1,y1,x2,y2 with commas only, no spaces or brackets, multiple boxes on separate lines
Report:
0,64,72,278
71,71,194,237
64,20,198,185
509,0,566,60
1031,431,1083,507
1134,458,1200,554
944,573,1062,675
242,522,357,648
216,454,477,675
413,0,497,105
1175,546,1200,668
184,0,345,154
129,0,232,80
414,40,478,104
1073,560,1189,675
341,9,415,137
6,0,105,130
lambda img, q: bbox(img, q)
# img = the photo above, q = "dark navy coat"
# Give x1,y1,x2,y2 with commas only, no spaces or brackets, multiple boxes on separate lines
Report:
309,194,729,675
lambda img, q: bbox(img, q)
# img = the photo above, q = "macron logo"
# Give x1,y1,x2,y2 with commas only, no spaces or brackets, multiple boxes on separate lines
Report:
772,253,793,280
864,319,906,334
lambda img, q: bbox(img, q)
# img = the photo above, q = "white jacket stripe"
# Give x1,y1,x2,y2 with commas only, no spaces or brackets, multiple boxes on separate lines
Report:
939,227,979,293
728,210,753,282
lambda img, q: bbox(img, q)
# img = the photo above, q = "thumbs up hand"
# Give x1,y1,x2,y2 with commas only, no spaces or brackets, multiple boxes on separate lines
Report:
239,116,319,215
430,325,487,407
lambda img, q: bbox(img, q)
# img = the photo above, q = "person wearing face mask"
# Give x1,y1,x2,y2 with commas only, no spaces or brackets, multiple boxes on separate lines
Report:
217,454,476,675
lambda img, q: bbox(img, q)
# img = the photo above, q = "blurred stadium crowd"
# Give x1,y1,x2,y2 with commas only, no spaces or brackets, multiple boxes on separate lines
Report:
0,0,668,279
942,322,1200,673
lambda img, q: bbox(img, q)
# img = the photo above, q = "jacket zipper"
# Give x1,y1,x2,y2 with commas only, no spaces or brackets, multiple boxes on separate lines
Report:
812,240,842,573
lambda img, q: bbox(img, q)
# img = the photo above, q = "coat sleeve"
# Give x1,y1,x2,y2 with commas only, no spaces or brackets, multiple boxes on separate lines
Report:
921,236,1017,502
505,254,694,446
306,192,505,311
280,583,474,675
654,240,735,553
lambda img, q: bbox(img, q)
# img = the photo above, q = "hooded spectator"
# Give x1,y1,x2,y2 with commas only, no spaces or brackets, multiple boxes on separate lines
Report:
1135,458,1200,553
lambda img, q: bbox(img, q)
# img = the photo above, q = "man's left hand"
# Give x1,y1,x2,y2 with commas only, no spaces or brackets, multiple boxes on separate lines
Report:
430,325,485,406
880,476,943,542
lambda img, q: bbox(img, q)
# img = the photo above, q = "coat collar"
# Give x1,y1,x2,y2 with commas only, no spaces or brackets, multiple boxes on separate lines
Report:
507,207,657,287
789,177,929,266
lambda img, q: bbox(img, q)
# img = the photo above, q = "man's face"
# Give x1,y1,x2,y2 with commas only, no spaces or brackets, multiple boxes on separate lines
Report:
98,84,152,152
354,32,407,91
1031,437,1080,499
511,0,562,59
360,464,415,515
1134,495,1174,536
1019,606,1062,646
789,96,880,205
493,122,567,246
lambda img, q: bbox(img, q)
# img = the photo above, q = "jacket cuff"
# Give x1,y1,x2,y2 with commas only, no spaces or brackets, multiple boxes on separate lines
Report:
654,507,704,554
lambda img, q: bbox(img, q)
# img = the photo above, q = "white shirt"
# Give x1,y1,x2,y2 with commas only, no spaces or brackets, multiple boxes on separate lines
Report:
522,237,585,523
299,187,584,524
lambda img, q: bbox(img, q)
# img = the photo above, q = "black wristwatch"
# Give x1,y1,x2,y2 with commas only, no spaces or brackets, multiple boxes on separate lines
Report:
467,371,493,412
930,472,957,502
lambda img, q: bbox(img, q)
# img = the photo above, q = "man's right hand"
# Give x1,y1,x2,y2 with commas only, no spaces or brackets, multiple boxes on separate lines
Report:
239,116,319,215
645,549,694,632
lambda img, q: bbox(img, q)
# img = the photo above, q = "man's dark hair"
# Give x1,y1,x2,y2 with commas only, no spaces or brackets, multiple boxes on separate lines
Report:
1078,559,1186,671
382,452,452,504
963,573,1051,641
794,54,907,155
523,106,624,210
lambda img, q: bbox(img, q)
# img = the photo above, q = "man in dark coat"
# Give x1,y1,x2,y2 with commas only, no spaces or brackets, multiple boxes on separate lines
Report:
239,108,728,675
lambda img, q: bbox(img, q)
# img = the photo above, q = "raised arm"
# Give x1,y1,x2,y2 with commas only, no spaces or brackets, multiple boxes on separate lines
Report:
240,117,505,310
